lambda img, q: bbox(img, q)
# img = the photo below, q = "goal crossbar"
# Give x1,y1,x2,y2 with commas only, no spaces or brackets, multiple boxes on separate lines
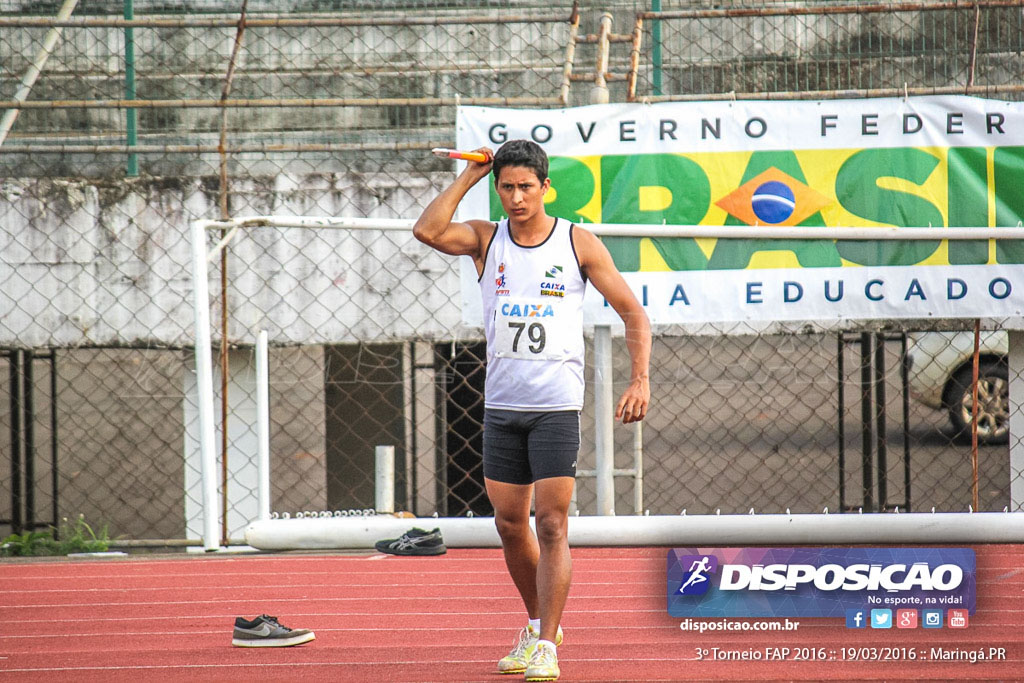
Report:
244,511,1024,550
189,216,1024,550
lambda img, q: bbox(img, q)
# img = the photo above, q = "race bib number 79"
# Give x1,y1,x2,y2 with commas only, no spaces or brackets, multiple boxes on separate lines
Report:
492,299,569,361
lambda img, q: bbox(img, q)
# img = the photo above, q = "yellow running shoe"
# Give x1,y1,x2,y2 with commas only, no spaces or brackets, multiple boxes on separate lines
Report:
524,641,560,682
496,625,563,674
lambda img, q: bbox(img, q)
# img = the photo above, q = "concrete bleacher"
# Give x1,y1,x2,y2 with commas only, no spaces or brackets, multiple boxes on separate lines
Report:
1,2,575,176
5,1,1021,178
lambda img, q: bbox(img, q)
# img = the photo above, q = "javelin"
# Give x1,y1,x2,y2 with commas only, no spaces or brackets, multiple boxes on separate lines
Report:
432,147,492,163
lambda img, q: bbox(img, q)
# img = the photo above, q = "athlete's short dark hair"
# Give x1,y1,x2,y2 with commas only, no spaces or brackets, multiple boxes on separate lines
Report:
492,139,548,184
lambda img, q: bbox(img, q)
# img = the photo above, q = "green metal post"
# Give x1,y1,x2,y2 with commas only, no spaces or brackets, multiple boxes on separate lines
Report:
124,0,138,176
651,0,663,96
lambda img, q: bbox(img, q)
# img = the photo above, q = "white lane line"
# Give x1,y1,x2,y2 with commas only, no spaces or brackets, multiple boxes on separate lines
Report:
0,560,767,572
0,607,675,626
0,661,488,674
0,624,684,640
994,568,1024,580
15,653,1024,675
2,594,667,609
0,579,661,596
0,655,736,674
4,606,1021,626
0,568,665,580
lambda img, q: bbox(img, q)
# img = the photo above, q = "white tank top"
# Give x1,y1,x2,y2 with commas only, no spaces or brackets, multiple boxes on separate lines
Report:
479,217,587,411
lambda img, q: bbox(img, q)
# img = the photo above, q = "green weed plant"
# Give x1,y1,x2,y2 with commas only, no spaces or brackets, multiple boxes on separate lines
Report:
1,514,110,557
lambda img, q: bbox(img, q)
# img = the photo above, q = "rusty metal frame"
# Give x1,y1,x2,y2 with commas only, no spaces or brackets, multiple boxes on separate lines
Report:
966,2,983,91
0,12,574,28
637,0,1024,20
641,84,1024,103
559,3,581,106
569,8,642,100
627,16,644,102
635,0,1024,102
215,0,250,548
0,10,577,112
0,95,564,109
0,141,450,154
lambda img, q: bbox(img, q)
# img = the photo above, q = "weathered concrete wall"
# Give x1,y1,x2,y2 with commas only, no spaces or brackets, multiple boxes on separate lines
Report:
1,9,571,146
0,171,462,347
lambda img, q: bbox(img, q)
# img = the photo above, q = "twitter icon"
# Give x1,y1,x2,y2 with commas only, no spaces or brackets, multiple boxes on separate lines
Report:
870,609,892,629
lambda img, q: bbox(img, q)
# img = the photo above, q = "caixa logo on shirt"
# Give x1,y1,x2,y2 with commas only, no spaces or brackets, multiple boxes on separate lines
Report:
667,548,975,618
500,302,555,318
540,281,565,297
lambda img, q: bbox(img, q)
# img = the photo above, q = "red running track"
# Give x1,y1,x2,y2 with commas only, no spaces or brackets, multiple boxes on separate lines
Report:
0,546,1021,682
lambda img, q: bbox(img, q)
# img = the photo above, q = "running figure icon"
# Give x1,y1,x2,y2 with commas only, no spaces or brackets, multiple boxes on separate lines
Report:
678,556,712,594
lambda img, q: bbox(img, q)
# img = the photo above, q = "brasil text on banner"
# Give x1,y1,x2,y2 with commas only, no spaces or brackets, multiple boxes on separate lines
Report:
454,96,1024,326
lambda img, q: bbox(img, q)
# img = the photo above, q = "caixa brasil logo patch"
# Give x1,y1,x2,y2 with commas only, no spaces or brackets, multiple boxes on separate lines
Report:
667,548,976,618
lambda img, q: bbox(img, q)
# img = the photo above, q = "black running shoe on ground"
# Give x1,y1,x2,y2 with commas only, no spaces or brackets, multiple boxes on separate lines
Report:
231,614,315,647
374,527,447,555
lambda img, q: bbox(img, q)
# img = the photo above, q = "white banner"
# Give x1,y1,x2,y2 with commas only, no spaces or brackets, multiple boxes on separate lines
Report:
454,97,1024,326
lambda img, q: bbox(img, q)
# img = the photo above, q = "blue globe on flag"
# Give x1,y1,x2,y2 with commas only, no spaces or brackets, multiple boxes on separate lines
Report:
751,180,796,224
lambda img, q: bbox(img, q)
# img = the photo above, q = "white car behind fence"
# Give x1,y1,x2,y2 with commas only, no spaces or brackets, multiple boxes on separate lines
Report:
906,331,1009,445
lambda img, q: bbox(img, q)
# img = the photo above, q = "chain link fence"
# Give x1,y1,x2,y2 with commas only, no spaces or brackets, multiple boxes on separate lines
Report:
2,0,1022,544
630,1,1024,101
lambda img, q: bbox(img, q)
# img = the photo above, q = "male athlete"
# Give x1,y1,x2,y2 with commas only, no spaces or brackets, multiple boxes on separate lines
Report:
413,139,651,681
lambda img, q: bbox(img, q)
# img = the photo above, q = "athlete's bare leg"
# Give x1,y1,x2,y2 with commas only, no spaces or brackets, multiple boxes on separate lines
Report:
532,476,574,644
487,476,575,645
487,478,540,618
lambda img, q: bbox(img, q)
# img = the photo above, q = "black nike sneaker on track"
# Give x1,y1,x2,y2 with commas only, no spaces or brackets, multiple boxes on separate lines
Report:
231,615,315,647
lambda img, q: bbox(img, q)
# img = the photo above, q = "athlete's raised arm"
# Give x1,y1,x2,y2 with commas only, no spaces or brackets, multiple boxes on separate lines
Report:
573,226,652,423
413,148,496,273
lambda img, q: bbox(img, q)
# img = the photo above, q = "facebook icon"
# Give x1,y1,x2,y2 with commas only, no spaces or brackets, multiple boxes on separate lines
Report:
845,609,867,629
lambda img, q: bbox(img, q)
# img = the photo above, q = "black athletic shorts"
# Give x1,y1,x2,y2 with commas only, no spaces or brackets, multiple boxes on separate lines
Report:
482,408,580,485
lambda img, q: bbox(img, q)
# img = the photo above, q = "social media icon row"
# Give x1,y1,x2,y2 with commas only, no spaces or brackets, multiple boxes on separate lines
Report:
846,608,968,629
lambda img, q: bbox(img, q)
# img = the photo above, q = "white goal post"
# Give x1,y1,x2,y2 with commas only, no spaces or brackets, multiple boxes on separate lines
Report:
189,215,1024,551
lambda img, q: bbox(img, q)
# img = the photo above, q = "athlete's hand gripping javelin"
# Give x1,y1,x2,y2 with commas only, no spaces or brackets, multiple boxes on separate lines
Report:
412,147,497,268
457,146,494,181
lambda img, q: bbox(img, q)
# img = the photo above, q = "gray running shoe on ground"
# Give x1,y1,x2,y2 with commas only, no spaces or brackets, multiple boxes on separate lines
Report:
231,614,315,647
374,527,447,555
